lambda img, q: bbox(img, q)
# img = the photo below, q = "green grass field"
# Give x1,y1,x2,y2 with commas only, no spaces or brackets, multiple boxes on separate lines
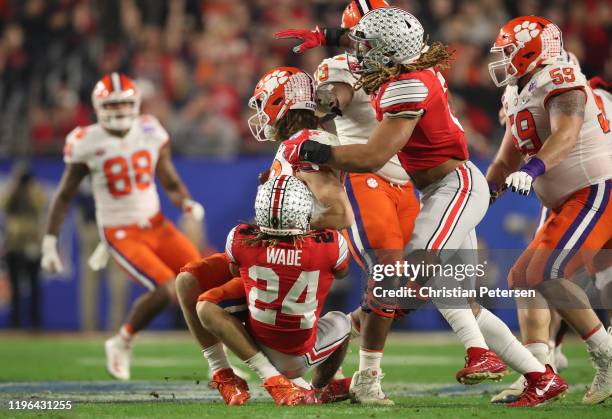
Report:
0,332,609,418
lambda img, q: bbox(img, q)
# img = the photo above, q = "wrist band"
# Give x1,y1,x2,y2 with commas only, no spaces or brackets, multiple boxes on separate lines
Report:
300,141,332,164
520,157,546,179
323,27,348,47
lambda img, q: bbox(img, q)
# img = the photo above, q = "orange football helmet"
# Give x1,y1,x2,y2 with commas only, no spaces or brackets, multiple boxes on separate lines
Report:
341,0,390,29
248,67,316,141
489,16,563,87
92,72,141,131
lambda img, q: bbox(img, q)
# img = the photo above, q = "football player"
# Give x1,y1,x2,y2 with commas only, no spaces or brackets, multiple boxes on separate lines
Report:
41,73,204,380
196,175,351,406
175,67,354,405
486,16,612,405
280,7,568,407
308,0,421,405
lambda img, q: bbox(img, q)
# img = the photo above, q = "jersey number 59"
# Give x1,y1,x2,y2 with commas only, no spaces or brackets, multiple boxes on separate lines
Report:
103,150,153,197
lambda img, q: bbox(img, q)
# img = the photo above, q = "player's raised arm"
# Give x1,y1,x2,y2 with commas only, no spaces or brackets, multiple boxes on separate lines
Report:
42,162,89,272
297,169,354,230
156,144,205,222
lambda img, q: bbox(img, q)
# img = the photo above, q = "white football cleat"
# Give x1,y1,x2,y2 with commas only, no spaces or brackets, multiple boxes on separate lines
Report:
349,368,394,406
583,328,612,405
105,335,131,381
554,345,569,371
490,375,526,403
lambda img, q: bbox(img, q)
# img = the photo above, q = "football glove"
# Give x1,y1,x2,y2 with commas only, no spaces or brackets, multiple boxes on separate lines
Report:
41,234,64,273
504,157,546,196
182,199,205,222
274,26,326,53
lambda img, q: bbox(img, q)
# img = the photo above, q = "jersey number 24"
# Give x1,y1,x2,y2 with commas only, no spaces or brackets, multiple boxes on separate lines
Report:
247,265,319,330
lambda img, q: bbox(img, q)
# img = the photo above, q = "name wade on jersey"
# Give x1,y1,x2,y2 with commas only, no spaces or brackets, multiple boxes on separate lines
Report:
266,247,302,266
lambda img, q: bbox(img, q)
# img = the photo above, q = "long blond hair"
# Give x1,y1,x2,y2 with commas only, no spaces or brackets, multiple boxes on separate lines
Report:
354,42,454,94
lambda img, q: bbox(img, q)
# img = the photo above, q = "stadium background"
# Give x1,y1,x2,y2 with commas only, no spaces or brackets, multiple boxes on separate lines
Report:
0,0,610,332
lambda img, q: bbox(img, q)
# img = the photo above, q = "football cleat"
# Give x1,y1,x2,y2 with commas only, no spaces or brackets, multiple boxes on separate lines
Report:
508,365,568,407
318,377,352,404
349,368,394,405
301,388,320,405
209,368,250,406
583,328,612,405
490,375,526,404
104,335,131,381
456,349,508,385
263,375,306,406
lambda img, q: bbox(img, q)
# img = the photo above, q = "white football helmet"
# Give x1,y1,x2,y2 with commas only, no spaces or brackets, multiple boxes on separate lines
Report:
255,175,314,236
248,67,316,142
92,72,141,131
348,7,426,74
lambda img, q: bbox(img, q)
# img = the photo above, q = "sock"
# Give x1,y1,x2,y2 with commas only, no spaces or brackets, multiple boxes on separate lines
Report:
202,342,231,374
245,352,280,381
524,342,550,366
359,349,383,371
119,324,135,342
438,308,488,350
476,308,545,374
291,377,311,389
583,324,610,351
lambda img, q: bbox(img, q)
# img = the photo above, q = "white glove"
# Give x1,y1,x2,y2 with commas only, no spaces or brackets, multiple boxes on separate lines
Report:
41,234,64,273
182,199,205,222
505,171,533,196
88,242,110,271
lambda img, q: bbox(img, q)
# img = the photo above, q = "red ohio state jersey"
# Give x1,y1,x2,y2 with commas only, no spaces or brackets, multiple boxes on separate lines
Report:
371,67,469,172
225,224,349,355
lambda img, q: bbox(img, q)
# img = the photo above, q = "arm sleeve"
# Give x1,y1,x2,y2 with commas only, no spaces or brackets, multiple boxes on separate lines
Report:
332,232,350,272
378,78,429,119
224,226,239,263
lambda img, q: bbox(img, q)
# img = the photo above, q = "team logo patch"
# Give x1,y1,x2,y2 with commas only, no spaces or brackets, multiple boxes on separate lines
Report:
528,79,537,93
366,177,379,189
114,230,127,240
142,123,155,134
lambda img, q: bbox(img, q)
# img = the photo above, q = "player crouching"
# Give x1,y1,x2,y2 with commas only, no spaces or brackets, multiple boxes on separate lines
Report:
196,175,351,405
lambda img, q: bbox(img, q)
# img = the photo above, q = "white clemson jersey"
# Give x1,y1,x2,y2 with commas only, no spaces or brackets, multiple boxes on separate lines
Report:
315,55,410,185
502,60,612,208
270,129,344,180
64,115,169,227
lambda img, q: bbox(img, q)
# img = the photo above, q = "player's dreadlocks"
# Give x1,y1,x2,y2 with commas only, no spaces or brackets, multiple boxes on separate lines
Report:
354,42,454,94
272,109,318,141
238,224,313,248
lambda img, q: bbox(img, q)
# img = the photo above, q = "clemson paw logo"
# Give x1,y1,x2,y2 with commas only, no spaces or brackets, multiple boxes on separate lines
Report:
513,21,540,43
259,70,290,91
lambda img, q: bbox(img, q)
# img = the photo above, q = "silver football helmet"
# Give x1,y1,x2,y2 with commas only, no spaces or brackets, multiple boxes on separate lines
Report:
348,7,426,74
255,175,314,236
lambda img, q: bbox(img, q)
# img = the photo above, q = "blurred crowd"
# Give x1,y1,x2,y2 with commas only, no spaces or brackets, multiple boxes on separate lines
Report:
0,0,610,158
